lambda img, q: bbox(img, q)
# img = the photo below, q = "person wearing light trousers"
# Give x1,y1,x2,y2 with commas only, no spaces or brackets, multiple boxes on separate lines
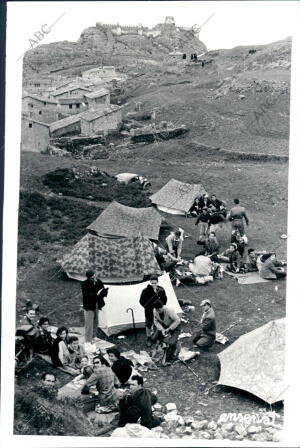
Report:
81,270,106,343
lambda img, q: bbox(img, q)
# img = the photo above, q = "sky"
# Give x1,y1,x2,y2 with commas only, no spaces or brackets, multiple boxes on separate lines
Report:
8,1,299,53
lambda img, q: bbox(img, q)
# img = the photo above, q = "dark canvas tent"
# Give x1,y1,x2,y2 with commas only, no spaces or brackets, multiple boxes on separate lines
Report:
87,201,162,240
150,179,207,215
60,233,161,283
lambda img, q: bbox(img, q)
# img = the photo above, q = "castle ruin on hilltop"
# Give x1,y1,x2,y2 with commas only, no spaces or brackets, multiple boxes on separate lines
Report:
95,16,201,39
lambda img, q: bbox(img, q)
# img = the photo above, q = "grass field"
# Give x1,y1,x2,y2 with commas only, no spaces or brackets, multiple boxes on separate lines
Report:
16,150,287,427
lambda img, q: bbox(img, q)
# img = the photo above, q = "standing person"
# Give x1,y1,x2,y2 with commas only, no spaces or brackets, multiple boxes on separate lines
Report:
81,270,107,343
165,228,184,258
139,275,167,347
228,198,249,236
195,207,211,242
193,299,216,349
118,375,161,429
152,300,181,365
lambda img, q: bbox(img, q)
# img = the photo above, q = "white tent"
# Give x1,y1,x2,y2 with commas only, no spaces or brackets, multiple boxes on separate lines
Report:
98,273,182,336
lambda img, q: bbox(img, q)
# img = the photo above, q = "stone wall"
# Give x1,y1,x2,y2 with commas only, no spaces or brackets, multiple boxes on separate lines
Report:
81,109,122,135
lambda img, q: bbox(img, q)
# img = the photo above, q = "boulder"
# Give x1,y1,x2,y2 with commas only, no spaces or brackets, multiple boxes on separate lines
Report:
184,426,193,434
247,425,262,434
234,423,247,436
272,430,284,442
86,410,118,427
221,422,234,432
207,421,218,431
213,430,223,439
177,416,185,426
160,433,170,439
198,430,211,439
185,416,194,426
197,419,209,430
166,402,177,412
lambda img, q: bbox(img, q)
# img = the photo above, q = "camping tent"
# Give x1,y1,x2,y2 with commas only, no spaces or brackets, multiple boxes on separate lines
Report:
98,273,182,336
150,179,206,215
60,233,161,283
218,318,285,404
87,201,162,240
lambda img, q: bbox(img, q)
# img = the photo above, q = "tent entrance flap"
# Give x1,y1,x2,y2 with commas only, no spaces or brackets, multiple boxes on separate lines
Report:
98,273,182,336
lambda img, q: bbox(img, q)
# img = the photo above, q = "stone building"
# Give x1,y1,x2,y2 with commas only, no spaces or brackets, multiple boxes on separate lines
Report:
21,116,50,152
83,88,110,109
50,85,92,100
49,115,81,138
82,66,117,82
22,95,59,124
57,97,88,115
80,105,122,135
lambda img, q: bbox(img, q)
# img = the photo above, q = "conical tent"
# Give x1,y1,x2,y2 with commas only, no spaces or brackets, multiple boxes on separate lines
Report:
87,201,162,240
60,233,161,283
98,273,182,336
150,178,206,215
217,318,285,404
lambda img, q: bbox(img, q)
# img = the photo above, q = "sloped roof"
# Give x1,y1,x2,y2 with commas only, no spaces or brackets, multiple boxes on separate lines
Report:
60,233,161,283
22,115,50,128
80,104,122,122
52,85,91,97
57,97,87,105
87,201,162,240
150,179,207,213
84,88,109,99
49,115,81,133
22,94,58,105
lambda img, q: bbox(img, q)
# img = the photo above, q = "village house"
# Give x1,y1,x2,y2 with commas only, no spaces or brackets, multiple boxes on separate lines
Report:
22,95,60,124
80,104,122,135
49,115,81,138
50,85,92,100
57,97,88,115
83,88,110,109
21,116,50,153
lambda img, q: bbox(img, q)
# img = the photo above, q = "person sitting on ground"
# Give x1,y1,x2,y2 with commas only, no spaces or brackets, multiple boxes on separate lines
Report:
151,300,181,365
40,372,58,400
19,307,38,328
118,375,162,429
154,246,178,274
193,299,216,349
33,317,54,356
260,253,287,280
198,193,212,211
165,228,184,259
210,194,226,212
81,355,121,411
244,248,259,272
51,326,77,374
111,406,159,438
140,275,167,347
204,232,220,258
189,198,202,217
195,207,211,243
73,355,93,383
228,198,249,236
217,243,243,273
67,336,86,371
107,348,134,386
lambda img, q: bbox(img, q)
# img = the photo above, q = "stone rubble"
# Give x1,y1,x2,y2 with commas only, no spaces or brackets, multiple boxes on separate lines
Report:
149,403,284,442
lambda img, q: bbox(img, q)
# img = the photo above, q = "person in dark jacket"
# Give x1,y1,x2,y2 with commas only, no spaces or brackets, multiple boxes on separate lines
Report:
107,347,134,385
139,275,167,347
260,253,286,280
33,317,53,356
198,193,212,211
81,270,107,343
195,207,211,242
193,299,216,349
118,375,162,429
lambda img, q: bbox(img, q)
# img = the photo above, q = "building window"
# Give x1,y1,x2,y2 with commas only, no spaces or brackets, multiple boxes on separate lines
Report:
29,123,32,128
39,110,42,115
34,83,40,87
43,102,47,106
28,103,34,108
69,104,72,109
76,104,80,108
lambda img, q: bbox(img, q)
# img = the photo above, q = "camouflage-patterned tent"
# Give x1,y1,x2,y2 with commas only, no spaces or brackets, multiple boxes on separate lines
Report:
60,233,161,283
218,318,285,404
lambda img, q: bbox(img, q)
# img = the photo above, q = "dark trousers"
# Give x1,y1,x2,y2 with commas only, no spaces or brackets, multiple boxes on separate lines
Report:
151,328,181,362
193,331,215,348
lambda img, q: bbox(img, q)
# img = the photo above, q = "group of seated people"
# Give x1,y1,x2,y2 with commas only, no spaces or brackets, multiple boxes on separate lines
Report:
189,193,227,221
